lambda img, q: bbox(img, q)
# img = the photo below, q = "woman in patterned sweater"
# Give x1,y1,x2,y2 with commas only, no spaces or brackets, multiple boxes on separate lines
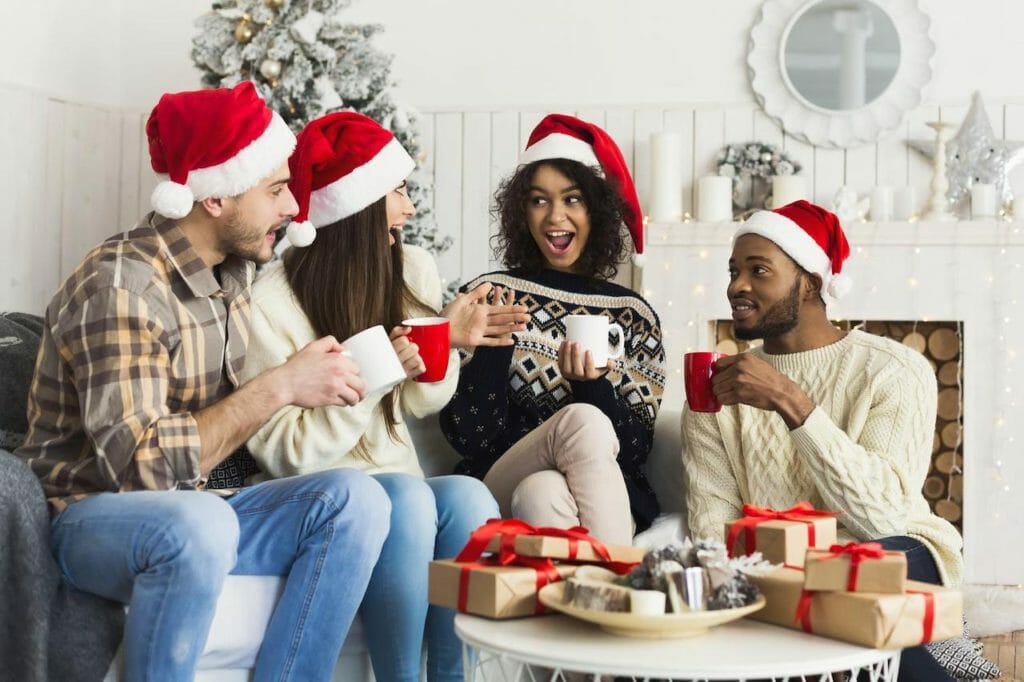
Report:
440,115,666,542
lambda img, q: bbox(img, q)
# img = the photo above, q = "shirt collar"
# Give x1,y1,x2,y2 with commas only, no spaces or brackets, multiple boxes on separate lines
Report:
152,214,253,299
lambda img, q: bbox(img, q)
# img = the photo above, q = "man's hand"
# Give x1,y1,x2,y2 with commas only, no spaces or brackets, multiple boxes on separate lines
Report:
390,326,426,380
275,336,367,407
711,353,814,429
442,283,529,349
558,340,608,382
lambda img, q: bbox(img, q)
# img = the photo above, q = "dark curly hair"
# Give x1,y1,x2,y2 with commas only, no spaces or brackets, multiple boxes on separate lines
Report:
491,158,632,280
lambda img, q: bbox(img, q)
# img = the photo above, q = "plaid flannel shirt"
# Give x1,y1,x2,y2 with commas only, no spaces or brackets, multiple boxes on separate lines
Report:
17,214,254,512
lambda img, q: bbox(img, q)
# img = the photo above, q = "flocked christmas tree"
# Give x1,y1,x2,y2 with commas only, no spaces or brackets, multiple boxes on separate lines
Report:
191,0,453,267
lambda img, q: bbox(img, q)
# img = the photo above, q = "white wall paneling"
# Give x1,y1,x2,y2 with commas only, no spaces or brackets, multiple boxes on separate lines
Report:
9,86,1024,323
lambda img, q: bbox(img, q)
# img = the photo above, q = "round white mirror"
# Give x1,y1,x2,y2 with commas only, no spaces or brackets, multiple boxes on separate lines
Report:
749,0,934,148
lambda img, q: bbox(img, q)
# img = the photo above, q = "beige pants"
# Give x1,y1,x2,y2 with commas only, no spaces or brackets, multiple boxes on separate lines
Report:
483,403,634,545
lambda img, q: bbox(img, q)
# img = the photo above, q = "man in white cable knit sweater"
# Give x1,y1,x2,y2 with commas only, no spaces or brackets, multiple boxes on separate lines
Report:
682,200,964,682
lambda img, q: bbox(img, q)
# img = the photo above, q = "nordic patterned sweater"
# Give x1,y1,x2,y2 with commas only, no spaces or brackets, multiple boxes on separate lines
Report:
440,268,666,530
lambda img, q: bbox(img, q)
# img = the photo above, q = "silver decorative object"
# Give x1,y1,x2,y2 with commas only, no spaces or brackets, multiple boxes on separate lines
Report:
909,92,1024,217
681,566,710,611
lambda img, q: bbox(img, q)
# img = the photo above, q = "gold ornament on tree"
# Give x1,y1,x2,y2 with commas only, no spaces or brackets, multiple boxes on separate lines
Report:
265,0,285,8
234,17,253,43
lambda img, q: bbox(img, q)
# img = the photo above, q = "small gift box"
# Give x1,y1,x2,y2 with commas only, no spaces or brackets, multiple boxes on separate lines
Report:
725,502,838,567
428,518,633,619
427,559,575,619
483,525,645,564
750,567,962,648
803,543,908,594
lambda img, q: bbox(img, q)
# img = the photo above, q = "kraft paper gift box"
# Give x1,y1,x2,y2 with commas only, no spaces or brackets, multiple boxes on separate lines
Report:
750,567,962,649
803,544,908,594
724,516,837,567
483,533,645,564
428,559,576,619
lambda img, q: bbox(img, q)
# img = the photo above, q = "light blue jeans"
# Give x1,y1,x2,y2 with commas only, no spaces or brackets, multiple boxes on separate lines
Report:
50,469,390,682
362,474,498,682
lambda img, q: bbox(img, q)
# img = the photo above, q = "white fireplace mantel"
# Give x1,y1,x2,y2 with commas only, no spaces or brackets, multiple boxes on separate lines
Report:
640,219,1024,585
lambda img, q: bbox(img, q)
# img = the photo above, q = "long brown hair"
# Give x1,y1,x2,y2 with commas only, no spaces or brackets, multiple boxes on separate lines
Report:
283,196,432,460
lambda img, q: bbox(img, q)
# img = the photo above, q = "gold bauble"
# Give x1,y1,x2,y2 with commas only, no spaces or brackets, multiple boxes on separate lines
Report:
265,0,285,8
234,20,253,43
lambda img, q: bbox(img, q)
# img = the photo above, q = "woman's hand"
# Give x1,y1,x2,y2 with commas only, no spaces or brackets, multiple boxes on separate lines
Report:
390,326,425,380
442,283,529,349
558,340,608,381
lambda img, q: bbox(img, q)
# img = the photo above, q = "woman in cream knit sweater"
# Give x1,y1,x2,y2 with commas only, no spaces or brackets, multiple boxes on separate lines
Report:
240,112,526,682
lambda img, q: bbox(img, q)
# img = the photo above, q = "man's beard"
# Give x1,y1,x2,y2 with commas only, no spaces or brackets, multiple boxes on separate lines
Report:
222,212,273,264
734,277,802,341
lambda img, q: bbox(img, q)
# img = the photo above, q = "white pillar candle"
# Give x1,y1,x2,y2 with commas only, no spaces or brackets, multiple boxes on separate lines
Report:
971,182,998,218
771,175,807,208
648,132,683,222
870,186,894,221
630,590,667,615
697,176,733,222
893,187,917,221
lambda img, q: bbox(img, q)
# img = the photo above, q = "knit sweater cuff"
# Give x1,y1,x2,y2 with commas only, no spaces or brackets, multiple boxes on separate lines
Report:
568,376,617,411
787,406,837,454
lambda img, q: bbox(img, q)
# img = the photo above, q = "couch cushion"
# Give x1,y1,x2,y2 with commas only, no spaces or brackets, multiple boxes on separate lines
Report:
0,312,43,451
195,576,366,669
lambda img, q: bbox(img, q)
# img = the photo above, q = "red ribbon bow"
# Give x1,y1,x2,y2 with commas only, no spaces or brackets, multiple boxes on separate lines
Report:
726,502,838,557
452,518,635,615
820,542,886,591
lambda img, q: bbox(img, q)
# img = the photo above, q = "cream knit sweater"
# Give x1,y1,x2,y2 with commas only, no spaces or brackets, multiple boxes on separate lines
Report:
240,245,458,479
682,330,963,586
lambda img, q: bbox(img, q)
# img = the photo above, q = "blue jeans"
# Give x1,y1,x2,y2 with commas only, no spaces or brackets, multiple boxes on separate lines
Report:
361,474,498,682
874,536,956,682
50,469,390,682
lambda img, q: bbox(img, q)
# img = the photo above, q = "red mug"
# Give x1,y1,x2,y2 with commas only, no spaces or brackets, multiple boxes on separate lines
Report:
684,352,727,412
403,317,451,383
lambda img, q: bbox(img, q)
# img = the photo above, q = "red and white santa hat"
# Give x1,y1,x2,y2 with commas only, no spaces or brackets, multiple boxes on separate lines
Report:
146,81,296,219
519,114,645,262
283,111,415,247
736,200,853,300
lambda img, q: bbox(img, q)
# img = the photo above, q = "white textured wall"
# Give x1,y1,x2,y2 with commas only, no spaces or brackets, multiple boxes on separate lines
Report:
111,0,1024,111
0,0,123,106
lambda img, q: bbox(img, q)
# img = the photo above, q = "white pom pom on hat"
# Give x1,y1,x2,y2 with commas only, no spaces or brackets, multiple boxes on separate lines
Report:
285,220,317,247
150,181,195,220
827,272,853,299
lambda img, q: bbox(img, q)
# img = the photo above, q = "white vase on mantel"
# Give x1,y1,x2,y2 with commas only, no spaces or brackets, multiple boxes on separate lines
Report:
921,121,958,223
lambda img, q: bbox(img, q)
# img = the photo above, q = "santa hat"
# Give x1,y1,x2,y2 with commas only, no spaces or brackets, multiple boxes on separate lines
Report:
519,114,645,262
283,111,415,247
146,82,296,219
736,200,853,300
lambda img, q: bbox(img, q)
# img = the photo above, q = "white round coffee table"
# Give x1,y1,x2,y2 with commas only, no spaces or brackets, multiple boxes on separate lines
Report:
456,614,901,681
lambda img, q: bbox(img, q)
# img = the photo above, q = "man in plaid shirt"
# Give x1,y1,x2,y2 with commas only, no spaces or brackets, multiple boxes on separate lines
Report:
17,83,390,681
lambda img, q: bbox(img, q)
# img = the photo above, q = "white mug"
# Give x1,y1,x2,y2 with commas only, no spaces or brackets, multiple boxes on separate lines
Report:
564,315,625,367
340,325,406,395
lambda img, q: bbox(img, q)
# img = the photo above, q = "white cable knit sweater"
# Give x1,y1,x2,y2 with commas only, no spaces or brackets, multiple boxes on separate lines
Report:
682,330,963,586
239,245,458,479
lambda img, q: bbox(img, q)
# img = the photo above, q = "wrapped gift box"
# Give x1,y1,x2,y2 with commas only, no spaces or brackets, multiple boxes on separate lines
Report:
484,533,644,564
804,544,908,594
428,559,576,619
750,567,962,648
724,516,837,567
